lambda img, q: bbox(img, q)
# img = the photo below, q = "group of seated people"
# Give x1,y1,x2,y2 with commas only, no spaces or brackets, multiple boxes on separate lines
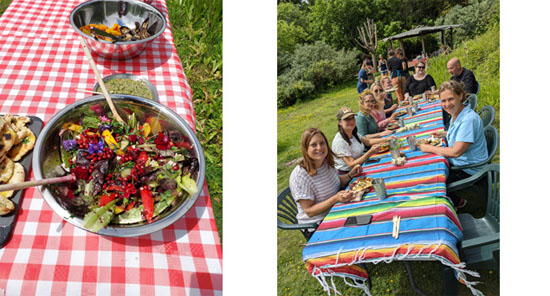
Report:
289,56,485,226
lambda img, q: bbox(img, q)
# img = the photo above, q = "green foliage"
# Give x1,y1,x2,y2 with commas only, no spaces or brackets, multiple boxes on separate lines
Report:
277,20,309,54
435,0,500,46
277,41,359,108
277,2,310,29
167,0,223,240
308,0,368,49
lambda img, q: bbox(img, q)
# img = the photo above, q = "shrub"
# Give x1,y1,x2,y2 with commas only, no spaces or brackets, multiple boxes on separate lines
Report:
435,0,499,46
277,41,359,108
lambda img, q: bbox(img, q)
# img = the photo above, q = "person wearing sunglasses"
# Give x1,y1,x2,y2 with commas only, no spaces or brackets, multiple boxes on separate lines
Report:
332,106,393,174
404,60,436,100
370,83,398,129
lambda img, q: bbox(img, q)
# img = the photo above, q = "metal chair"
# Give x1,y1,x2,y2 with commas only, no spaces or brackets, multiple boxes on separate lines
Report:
477,105,495,128
450,125,498,171
463,94,477,112
277,187,318,240
450,164,500,268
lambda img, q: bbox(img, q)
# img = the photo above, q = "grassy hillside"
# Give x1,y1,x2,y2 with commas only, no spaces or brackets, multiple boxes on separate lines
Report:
277,24,500,295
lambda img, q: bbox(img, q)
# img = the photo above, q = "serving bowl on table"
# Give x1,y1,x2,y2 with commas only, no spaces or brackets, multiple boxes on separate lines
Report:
93,73,159,102
70,0,167,59
32,95,205,237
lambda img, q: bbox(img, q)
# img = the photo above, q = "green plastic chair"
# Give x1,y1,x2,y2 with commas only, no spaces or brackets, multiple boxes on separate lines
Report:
450,125,498,171
463,94,477,112
475,81,480,95
449,164,500,267
477,105,495,128
277,187,318,240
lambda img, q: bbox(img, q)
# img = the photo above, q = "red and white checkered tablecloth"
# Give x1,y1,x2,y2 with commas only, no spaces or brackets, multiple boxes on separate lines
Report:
0,1,222,295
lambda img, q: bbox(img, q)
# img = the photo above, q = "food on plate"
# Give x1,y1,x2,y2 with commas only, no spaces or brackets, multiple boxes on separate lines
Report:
379,142,390,152
395,123,420,134
80,17,155,42
387,121,400,130
349,177,373,202
51,104,199,232
413,94,422,100
0,195,14,215
0,114,35,215
0,163,25,199
417,137,442,146
399,100,410,107
104,79,153,100
394,110,407,117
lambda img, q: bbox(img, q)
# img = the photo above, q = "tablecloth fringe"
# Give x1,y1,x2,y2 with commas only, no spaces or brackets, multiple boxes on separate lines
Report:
311,265,371,296
318,240,484,296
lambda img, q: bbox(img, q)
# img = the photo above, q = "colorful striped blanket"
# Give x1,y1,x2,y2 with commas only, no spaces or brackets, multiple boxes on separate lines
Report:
302,100,484,296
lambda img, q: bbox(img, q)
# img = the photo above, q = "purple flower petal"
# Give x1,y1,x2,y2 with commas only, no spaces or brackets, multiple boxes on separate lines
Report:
62,139,77,151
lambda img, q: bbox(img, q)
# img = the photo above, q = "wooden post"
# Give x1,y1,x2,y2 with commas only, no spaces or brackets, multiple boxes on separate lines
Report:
399,39,405,57
450,28,454,49
390,40,393,49
421,34,426,58
441,30,446,47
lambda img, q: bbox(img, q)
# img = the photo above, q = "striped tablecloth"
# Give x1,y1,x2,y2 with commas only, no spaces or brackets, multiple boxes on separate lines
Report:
0,1,222,295
302,100,483,295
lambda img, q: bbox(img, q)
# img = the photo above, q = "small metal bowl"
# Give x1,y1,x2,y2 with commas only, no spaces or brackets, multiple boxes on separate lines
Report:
93,73,159,101
32,95,205,237
70,0,167,59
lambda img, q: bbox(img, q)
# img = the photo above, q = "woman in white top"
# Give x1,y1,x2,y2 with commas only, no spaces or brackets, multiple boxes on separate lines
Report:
289,128,361,225
332,107,394,173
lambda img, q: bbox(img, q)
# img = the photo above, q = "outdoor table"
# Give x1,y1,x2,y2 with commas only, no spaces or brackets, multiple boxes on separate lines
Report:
302,99,483,295
0,1,222,295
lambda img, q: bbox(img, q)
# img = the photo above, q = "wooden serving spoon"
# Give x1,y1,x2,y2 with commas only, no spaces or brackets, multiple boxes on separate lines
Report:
77,36,125,124
0,174,75,192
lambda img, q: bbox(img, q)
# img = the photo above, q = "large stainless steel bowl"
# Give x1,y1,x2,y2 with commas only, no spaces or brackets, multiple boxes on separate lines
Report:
70,0,167,59
32,95,205,237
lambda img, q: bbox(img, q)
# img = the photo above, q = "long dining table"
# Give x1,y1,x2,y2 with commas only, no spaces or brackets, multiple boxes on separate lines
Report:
302,99,483,296
0,1,222,295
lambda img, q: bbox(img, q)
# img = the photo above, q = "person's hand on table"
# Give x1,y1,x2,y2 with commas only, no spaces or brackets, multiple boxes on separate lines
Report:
389,112,398,121
336,190,355,203
349,165,362,179
386,135,397,141
390,104,398,111
368,143,381,154
430,131,447,138
380,129,393,136
419,144,433,153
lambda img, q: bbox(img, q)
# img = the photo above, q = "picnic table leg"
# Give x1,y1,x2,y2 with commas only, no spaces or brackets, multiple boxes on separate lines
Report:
441,264,458,296
403,262,427,296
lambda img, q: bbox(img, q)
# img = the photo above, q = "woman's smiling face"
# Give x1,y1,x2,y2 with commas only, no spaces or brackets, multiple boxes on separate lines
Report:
307,133,328,164
440,89,463,117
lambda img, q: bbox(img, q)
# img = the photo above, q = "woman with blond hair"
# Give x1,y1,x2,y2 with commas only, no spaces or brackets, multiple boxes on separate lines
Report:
355,90,394,138
289,128,361,227
369,83,398,130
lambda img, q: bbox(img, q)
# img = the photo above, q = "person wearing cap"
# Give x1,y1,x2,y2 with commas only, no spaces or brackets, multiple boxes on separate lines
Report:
332,107,393,174
289,128,362,233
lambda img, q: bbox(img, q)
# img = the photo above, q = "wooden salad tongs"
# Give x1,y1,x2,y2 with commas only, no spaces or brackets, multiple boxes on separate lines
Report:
77,36,125,124
0,174,75,192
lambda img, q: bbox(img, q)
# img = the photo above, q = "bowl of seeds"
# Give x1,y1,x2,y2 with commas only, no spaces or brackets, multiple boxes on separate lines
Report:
93,73,159,102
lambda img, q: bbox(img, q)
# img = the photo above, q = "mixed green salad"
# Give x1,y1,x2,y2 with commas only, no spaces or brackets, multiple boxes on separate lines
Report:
52,103,198,232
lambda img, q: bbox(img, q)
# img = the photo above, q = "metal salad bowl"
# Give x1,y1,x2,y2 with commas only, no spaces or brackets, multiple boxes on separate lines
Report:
70,0,167,59
93,73,159,102
32,95,205,237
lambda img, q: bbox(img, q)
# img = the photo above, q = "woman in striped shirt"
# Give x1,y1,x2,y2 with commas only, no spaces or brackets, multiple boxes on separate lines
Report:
289,128,361,225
